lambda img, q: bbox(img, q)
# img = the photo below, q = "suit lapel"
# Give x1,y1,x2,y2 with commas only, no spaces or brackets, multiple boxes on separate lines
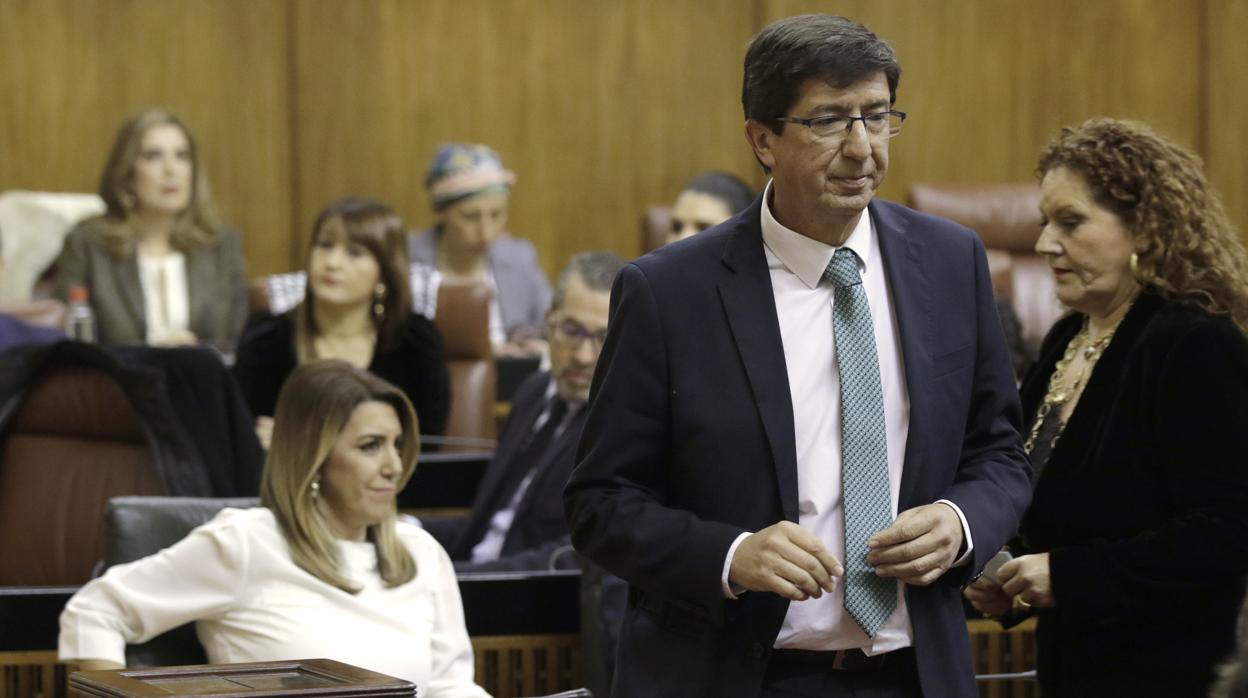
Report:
717,210,800,522
871,202,933,509
185,245,213,339
510,409,586,523
118,253,147,335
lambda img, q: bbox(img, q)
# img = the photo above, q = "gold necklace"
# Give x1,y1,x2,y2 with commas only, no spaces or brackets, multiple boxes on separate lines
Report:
1023,315,1121,455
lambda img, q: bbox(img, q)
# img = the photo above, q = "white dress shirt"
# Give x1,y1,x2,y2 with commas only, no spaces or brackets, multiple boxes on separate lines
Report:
721,182,973,654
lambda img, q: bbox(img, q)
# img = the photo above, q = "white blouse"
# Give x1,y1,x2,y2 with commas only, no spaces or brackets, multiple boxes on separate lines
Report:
136,252,190,343
59,508,490,698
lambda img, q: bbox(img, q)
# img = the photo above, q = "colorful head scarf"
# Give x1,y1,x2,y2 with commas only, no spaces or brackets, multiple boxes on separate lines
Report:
425,143,517,211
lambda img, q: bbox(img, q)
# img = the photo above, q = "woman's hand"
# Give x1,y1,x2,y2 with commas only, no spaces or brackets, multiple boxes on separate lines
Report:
999,553,1056,608
964,575,1014,618
152,329,198,346
254,416,274,450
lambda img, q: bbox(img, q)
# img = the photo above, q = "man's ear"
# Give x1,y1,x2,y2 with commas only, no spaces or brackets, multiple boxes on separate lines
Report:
744,120,778,172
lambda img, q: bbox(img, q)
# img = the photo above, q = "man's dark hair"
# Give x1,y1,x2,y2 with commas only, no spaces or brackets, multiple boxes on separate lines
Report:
681,171,756,215
743,14,901,135
552,251,626,310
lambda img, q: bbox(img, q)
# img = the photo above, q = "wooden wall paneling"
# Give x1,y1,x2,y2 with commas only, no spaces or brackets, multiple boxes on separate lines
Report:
0,0,294,277
1205,0,1248,243
758,1,1202,204
291,0,759,279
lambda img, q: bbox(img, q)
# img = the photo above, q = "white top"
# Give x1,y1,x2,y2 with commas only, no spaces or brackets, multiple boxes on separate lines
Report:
136,251,190,343
721,182,973,654
59,508,490,698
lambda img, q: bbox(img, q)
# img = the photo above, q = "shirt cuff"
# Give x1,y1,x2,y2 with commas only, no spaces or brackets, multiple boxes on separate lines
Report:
721,532,753,599
936,499,974,567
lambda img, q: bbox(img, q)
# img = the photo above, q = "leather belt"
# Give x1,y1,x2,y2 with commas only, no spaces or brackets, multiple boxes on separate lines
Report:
769,646,913,671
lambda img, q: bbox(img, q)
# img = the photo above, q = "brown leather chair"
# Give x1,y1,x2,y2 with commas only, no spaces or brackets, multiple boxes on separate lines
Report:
0,365,162,585
433,280,497,446
640,205,672,255
908,183,1066,354
0,298,66,329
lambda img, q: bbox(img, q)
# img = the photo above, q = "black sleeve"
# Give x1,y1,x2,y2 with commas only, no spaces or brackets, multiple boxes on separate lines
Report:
230,312,295,420
391,314,452,444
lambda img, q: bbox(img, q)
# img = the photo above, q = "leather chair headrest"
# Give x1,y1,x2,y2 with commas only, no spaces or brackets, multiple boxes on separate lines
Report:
908,183,1042,252
435,281,494,358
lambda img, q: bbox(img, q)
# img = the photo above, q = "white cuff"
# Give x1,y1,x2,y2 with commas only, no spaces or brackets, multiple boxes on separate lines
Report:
936,499,975,567
721,532,753,599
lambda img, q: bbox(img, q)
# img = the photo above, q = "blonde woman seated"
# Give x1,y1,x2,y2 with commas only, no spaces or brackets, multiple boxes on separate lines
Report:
234,198,450,450
59,361,490,697
53,109,247,350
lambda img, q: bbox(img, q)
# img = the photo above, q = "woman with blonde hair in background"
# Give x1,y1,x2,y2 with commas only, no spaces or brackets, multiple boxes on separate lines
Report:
60,361,490,697
965,118,1248,696
234,198,450,450
53,109,247,350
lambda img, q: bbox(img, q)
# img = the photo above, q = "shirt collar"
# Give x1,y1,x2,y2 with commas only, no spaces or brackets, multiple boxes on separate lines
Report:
759,180,875,289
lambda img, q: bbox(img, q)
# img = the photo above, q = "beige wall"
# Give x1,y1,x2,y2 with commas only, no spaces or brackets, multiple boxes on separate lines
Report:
1,0,1244,279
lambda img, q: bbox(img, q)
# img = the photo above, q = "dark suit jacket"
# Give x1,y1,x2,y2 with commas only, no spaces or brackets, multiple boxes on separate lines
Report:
1019,291,1248,696
407,229,552,340
52,216,248,351
439,370,584,572
564,196,1032,698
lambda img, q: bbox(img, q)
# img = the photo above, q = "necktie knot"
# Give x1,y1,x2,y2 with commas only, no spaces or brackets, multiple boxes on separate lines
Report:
823,248,862,288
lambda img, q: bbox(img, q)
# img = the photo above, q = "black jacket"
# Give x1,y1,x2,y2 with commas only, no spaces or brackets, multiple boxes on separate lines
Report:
232,311,451,443
432,371,584,572
0,340,262,496
1020,290,1248,696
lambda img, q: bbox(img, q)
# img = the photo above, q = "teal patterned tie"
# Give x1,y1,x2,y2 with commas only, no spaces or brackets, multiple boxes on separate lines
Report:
824,248,896,637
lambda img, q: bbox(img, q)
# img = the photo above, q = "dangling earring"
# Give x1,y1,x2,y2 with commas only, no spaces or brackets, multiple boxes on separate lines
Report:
310,479,321,499
373,283,386,323
1129,252,1143,281
121,191,136,211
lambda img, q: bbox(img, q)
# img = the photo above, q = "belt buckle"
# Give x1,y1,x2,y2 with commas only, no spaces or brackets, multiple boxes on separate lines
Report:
831,650,849,670
831,649,880,671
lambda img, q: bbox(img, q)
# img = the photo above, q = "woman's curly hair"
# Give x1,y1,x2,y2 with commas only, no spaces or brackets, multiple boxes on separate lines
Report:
1038,118,1248,333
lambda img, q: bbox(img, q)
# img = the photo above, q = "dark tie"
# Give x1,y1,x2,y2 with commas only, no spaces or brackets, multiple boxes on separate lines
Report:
824,248,896,637
496,397,568,505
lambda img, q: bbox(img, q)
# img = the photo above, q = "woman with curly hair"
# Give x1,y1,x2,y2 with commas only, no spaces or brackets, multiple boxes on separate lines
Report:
964,118,1248,696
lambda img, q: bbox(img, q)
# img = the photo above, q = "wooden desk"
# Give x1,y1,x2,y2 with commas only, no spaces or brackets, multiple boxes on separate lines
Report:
70,659,413,698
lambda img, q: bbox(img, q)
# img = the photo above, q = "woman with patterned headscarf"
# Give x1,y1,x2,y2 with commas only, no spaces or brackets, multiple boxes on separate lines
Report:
408,143,551,356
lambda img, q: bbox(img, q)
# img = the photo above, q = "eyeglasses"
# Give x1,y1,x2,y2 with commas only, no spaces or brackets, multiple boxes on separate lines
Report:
551,318,608,350
775,110,906,142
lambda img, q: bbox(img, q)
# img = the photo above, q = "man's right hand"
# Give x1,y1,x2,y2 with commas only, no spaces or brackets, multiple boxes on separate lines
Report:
729,521,842,601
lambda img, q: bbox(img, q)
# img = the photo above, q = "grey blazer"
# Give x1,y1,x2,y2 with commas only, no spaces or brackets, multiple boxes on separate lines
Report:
52,216,248,351
407,229,552,340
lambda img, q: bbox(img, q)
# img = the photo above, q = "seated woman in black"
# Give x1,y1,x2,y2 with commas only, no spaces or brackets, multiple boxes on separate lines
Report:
234,198,450,449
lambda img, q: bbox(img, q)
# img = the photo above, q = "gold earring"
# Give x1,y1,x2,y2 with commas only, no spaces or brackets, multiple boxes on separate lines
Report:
373,283,386,322
1129,252,1142,281
310,479,321,499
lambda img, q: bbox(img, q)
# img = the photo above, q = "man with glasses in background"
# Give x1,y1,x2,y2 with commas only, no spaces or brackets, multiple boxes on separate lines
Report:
566,14,1031,697
427,251,623,572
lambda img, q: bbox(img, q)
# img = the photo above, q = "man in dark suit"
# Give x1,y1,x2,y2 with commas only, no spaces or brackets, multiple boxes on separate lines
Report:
431,251,624,573
564,14,1032,698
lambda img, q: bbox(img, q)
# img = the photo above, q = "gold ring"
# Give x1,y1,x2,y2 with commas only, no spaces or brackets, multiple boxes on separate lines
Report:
1013,595,1032,610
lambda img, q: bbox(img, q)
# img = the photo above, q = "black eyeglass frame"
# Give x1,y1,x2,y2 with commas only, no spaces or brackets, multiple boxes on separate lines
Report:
775,110,907,138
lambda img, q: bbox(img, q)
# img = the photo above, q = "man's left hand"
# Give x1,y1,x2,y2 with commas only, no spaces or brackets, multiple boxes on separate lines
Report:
866,503,963,586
